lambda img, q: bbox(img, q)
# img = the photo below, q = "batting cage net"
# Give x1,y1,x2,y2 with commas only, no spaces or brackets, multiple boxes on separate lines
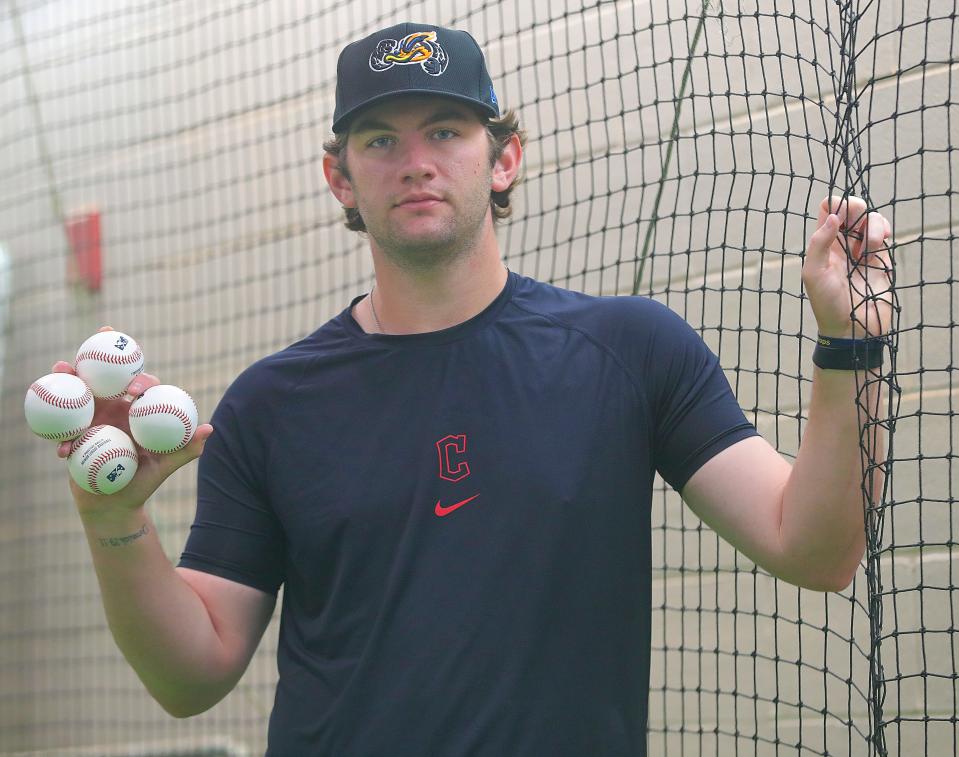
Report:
0,1,953,755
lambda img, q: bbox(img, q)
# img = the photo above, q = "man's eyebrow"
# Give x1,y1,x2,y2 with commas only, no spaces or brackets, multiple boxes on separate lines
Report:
351,109,473,134
417,109,472,128
350,117,395,134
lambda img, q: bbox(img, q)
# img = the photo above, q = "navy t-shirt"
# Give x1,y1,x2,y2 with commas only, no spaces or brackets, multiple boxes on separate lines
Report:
179,271,757,756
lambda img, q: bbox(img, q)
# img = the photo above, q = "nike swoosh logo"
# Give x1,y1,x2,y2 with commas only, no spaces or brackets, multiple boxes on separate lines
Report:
434,493,480,517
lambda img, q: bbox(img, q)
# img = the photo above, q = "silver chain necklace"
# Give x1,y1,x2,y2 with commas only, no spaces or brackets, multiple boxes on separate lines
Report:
369,284,385,333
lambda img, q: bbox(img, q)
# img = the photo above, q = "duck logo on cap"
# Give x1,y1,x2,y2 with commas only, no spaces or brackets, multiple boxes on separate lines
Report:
369,31,449,76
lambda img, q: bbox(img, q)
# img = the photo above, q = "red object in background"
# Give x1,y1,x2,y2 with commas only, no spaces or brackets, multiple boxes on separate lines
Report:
65,209,102,292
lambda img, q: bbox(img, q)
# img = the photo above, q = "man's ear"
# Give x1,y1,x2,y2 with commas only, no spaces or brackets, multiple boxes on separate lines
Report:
323,151,355,208
491,133,522,193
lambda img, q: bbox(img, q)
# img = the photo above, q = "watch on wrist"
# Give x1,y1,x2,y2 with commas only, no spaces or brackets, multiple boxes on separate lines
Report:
812,335,886,370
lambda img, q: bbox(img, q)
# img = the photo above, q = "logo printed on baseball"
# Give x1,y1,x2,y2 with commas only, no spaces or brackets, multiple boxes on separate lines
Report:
78,434,112,468
75,330,145,399
24,373,95,441
106,462,127,483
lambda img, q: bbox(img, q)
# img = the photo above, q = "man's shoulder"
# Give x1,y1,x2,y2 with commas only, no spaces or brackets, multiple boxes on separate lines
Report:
510,273,679,337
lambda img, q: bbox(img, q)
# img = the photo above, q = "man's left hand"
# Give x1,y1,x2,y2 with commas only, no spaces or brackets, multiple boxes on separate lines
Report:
801,195,894,339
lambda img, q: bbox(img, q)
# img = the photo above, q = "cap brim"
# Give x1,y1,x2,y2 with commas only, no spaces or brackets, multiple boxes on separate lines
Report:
332,90,499,133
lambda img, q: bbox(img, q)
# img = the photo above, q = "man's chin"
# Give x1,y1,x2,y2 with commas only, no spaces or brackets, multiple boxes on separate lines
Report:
375,230,472,268
375,220,457,250
392,235,461,260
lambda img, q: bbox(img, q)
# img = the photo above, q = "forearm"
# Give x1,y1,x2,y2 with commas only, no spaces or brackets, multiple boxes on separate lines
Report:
80,507,236,716
780,367,885,589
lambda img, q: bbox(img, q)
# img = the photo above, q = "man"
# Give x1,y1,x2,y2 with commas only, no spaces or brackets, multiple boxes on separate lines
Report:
56,22,893,756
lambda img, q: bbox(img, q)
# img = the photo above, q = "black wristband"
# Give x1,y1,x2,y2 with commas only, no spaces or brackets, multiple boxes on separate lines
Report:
812,335,885,371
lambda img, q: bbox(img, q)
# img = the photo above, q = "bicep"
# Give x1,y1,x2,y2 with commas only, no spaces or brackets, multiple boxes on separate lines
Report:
680,435,792,576
176,566,276,682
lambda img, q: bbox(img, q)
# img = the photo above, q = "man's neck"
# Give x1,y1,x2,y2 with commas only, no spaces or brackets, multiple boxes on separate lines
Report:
353,251,509,334
357,243,508,335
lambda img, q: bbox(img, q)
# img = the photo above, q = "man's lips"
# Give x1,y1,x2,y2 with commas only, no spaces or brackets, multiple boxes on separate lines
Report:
395,194,444,210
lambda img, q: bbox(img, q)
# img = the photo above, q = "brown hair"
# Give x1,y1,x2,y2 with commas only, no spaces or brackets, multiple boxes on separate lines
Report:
323,108,526,233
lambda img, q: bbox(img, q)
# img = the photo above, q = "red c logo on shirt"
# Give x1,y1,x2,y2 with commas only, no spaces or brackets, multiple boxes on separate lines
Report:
436,434,470,482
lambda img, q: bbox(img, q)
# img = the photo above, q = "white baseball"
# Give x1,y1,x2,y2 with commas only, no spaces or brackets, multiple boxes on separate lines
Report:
67,425,139,495
128,384,198,453
24,373,95,441
75,330,145,399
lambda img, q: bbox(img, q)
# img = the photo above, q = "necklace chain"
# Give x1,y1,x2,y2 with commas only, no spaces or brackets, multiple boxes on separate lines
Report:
369,284,385,334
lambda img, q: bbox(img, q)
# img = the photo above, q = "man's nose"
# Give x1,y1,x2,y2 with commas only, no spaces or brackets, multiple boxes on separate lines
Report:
399,138,436,181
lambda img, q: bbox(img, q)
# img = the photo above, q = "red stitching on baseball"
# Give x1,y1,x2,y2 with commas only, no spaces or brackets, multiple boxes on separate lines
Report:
130,402,194,450
38,425,88,442
89,446,137,495
31,382,93,410
70,426,103,452
76,348,143,367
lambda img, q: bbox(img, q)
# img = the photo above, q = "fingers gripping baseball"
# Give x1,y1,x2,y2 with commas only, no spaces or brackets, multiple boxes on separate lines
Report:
35,328,214,515
65,422,214,515
52,367,161,458
60,371,212,511
802,195,894,339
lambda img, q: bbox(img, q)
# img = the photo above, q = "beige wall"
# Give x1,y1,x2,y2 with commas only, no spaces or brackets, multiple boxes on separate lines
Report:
0,1,954,754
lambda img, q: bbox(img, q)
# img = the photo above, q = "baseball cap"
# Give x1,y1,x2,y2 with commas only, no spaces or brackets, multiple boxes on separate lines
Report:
331,23,500,133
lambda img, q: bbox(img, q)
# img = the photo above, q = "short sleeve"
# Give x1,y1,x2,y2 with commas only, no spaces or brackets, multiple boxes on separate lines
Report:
647,305,758,491
178,369,286,595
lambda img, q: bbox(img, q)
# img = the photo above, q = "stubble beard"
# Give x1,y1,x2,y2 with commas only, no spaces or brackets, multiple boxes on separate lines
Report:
360,173,494,274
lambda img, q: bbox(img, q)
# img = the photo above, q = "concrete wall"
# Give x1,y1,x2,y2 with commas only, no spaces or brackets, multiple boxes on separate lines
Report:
0,1,953,754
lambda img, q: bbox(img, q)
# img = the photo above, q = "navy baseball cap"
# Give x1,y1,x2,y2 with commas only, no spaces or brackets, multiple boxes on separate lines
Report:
331,23,500,133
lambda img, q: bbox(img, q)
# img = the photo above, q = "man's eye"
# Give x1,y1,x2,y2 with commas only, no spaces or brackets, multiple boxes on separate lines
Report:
433,128,457,140
368,136,394,148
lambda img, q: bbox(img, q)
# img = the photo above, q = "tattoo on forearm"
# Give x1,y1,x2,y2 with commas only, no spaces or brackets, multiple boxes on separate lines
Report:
98,523,149,548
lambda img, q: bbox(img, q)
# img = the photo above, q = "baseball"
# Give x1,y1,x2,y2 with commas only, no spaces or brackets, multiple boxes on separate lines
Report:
67,425,139,495
75,330,144,399
128,384,198,453
24,373,95,441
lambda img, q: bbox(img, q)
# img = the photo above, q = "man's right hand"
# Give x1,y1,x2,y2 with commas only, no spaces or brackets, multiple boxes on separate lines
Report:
54,326,214,519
